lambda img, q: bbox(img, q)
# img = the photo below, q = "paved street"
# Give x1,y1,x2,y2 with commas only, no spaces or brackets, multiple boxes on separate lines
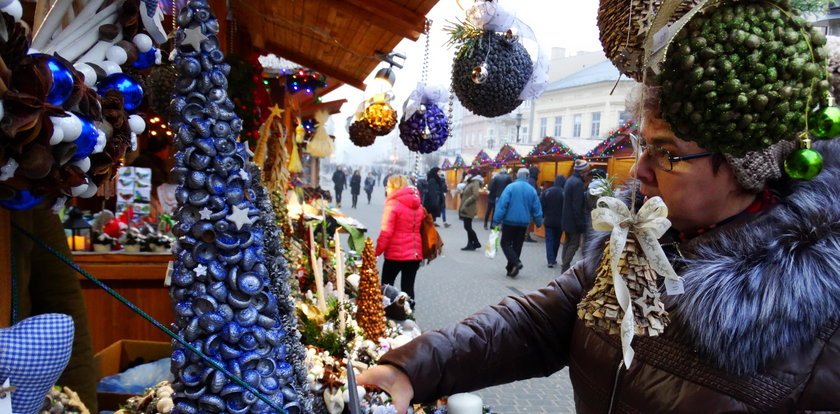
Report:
327,176,576,413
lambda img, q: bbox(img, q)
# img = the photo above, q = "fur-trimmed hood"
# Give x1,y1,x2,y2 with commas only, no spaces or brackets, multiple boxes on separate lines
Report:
582,137,840,375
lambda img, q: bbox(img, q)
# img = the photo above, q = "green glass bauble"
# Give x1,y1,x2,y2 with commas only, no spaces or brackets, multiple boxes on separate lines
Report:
809,106,840,139
784,148,824,180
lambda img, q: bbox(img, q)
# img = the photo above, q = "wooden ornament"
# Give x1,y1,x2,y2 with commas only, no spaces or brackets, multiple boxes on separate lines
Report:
577,237,670,337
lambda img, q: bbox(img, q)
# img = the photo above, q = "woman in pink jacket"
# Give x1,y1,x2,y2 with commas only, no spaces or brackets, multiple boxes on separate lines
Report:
376,175,424,300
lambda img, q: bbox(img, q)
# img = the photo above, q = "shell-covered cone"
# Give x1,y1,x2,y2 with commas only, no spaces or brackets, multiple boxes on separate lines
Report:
597,0,701,81
168,1,309,413
577,237,670,337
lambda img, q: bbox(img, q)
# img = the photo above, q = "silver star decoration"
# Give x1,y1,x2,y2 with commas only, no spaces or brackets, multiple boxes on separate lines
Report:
180,26,207,52
238,169,249,180
194,264,207,277
199,207,212,220
227,205,254,230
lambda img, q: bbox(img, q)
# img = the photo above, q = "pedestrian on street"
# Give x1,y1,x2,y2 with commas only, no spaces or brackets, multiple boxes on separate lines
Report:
421,168,445,227
332,166,347,207
358,5,840,408
540,174,565,268
383,170,393,197
364,172,376,204
375,175,424,300
524,165,542,242
458,169,483,251
350,169,362,208
484,168,512,229
560,160,589,271
491,168,543,277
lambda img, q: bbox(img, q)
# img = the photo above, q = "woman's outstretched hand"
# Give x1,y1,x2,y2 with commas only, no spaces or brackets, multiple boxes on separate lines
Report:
357,364,415,414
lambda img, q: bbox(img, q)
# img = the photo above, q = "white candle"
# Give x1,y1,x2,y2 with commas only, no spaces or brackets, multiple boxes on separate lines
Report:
447,393,483,414
313,258,327,313
335,230,344,303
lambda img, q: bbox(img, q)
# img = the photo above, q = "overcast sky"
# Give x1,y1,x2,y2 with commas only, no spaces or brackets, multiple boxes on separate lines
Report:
322,0,602,167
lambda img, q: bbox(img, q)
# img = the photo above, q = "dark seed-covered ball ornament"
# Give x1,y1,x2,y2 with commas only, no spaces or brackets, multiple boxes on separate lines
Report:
657,1,829,157
399,104,450,154
349,120,378,147
452,31,533,118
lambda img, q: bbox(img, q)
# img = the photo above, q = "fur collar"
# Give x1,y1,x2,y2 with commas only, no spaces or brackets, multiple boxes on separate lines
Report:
581,138,840,375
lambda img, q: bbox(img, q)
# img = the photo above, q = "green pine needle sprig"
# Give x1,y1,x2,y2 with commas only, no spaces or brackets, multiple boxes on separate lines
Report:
444,19,486,59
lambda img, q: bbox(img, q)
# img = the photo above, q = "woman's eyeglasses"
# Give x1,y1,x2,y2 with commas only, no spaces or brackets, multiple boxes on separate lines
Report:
630,134,713,172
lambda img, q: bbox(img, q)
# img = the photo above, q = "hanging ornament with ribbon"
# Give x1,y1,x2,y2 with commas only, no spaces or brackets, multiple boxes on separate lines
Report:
307,109,334,158
399,20,450,153
362,93,398,136
577,196,682,368
445,0,548,118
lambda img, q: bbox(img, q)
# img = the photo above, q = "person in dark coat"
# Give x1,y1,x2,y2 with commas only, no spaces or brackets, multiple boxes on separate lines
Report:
364,172,376,204
357,8,840,411
525,165,542,241
561,160,590,271
332,167,347,207
484,169,512,229
350,169,362,208
540,174,566,268
423,168,444,221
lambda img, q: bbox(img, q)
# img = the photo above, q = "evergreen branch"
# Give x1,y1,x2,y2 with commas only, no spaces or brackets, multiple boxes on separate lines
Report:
444,19,485,59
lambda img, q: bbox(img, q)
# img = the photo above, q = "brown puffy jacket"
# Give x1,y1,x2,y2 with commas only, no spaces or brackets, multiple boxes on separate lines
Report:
379,139,840,413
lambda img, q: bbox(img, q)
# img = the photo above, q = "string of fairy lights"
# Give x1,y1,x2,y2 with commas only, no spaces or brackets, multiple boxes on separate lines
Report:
441,121,638,170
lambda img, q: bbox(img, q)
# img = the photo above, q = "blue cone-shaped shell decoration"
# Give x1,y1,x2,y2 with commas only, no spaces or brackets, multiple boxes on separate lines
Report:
169,1,311,413
398,104,450,154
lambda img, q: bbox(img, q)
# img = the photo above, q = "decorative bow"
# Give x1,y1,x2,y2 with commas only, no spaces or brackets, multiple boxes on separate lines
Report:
402,82,447,122
591,196,680,367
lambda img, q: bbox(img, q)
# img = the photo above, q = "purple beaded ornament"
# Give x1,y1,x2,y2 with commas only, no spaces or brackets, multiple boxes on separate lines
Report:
398,104,449,154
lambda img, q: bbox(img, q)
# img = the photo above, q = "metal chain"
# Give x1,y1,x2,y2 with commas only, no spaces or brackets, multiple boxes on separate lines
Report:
421,19,431,84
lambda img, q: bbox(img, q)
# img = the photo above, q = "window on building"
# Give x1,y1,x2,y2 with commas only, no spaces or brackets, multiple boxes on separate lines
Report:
591,112,601,138
539,118,547,137
521,127,528,141
618,110,632,124
554,116,562,137
573,114,582,137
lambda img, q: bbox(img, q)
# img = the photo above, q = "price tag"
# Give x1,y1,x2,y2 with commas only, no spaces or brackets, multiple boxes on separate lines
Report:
665,278,685,296
0,379,13,414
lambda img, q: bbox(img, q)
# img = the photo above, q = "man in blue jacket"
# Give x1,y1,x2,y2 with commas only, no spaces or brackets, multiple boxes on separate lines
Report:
493,168,543,277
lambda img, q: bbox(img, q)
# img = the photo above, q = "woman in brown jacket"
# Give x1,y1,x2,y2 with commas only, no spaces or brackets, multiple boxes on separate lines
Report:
358,6,840,406
458,170,483,251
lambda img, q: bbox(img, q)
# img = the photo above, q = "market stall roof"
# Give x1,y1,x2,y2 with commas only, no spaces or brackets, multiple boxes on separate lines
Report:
493,144,530,166
526,137,581,162
452,155,467,169
440,158,452,170
470,149,495,168
585,121,638,158
232,0,439,91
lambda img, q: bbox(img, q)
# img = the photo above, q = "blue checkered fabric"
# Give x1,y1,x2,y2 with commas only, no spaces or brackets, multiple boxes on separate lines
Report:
0,314,74,414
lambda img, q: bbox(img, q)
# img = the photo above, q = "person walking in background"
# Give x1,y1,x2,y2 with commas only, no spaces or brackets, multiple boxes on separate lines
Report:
376,175,424,300
561,159,590,271
423,167,445,227
438,169,451,227
332,166,347,207
383,170,393,196
350,169,362,208
484,168,512,230
364,172,376,204
540,174,565,268
492,168,543,277
525,165,542,242
458,169,483,251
